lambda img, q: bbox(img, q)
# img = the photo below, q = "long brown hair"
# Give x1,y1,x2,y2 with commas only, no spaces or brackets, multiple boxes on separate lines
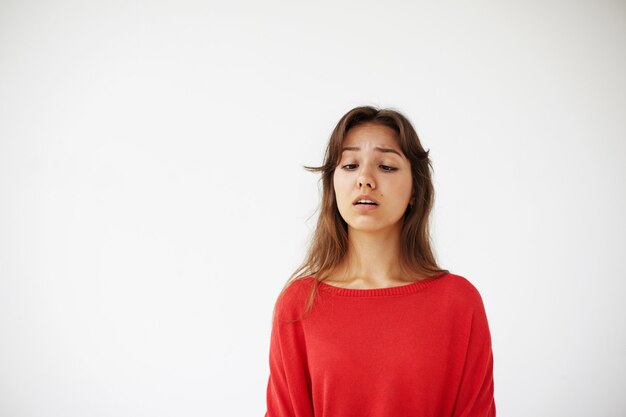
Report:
273,105,448,323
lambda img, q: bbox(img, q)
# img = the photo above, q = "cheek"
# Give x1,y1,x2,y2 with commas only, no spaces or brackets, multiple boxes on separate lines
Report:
333,173,351,205
332,172,341,198
389,176,413,202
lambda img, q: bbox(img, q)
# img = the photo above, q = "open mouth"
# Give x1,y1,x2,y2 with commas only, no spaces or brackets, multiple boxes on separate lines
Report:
353,201,379,210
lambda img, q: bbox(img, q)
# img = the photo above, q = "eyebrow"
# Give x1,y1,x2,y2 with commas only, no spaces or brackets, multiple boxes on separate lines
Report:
341,146,404,159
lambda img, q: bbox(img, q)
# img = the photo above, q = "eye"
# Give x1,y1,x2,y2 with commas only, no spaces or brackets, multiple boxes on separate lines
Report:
340,164,397,172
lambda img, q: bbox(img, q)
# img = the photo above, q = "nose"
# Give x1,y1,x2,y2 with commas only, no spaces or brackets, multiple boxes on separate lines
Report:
357,172,375,190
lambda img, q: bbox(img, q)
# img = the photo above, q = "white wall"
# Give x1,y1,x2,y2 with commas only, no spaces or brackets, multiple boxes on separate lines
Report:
1,1,624,416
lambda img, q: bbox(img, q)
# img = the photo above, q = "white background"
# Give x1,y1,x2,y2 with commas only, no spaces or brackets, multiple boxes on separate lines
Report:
1,1,625,416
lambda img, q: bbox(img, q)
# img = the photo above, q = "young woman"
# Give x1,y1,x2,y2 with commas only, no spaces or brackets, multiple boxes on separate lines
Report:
264,106,496,417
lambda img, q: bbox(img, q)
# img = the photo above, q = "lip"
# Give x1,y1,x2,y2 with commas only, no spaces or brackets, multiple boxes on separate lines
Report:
354,203,378,212
353,194,379,205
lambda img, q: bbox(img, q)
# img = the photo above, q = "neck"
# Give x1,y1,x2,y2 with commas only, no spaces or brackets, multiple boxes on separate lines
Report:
335,224,412,286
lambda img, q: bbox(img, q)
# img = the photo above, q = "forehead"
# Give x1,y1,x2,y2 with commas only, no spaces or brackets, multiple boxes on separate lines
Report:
343,124,400,150
341,123,404,157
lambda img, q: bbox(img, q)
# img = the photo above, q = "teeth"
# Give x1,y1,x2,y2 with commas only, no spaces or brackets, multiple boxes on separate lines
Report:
356,199,376,204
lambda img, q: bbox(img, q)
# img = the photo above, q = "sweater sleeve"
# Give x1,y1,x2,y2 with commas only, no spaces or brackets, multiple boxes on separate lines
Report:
452,290,496,417
264,282,314,417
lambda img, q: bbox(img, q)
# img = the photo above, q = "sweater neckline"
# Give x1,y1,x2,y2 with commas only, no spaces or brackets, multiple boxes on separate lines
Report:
313,271,450,297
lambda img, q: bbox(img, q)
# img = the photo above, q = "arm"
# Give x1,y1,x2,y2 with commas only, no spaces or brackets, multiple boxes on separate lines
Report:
264,285,315,417
452,294,496,417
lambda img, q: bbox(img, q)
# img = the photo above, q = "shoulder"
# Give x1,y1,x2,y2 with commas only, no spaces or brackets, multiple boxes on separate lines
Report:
438,272,488,312
442,273,493,342
273,276,316,321
281,276,316,300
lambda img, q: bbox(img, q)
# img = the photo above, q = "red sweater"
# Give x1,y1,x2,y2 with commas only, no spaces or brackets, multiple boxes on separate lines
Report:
264,271,495,417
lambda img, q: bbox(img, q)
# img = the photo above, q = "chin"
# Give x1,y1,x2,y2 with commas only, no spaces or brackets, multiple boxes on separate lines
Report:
347,219,393,231
351,213,406,228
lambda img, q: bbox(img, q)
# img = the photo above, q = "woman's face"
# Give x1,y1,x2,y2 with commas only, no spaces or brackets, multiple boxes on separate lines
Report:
333,122,413,233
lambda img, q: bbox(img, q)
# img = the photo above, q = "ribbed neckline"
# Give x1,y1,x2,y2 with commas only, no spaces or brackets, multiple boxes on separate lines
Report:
312,271,450,297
